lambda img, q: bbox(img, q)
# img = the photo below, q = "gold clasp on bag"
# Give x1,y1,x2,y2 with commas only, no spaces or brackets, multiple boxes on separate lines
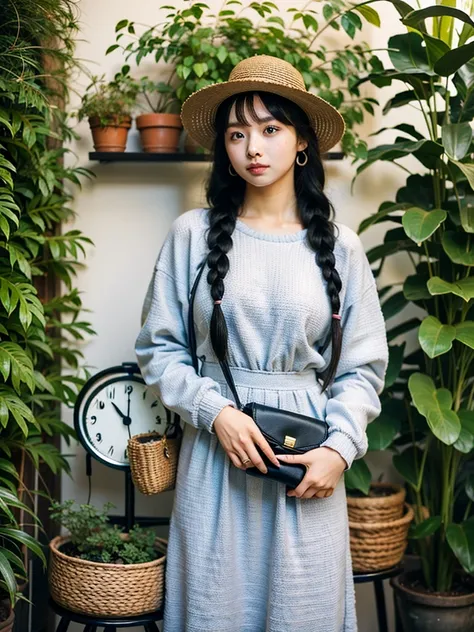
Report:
284,435,296,448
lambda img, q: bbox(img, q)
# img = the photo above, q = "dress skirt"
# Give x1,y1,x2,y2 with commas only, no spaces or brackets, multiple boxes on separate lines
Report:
162,361,357,632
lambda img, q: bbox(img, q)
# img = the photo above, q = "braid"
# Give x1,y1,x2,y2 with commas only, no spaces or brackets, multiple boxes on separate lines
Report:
298,135,343,391
307,211,342,390
205,195,244,363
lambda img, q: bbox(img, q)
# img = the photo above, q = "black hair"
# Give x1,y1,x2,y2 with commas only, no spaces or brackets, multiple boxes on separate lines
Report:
204,90,342,391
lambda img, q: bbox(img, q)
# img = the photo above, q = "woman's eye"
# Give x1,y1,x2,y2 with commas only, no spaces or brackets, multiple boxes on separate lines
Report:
230,126,279,140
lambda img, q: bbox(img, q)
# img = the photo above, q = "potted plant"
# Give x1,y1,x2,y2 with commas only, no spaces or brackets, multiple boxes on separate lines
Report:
108,0,384,158
77,70,139,152
132,75,183,153
351,1,474,629
48,500,167,617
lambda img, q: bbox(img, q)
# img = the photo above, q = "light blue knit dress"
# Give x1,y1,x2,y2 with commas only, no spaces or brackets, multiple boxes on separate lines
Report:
135,207,388,632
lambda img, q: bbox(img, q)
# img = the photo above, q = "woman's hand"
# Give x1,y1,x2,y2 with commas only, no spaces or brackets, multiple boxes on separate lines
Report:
213,405,281,473
276,447,347,499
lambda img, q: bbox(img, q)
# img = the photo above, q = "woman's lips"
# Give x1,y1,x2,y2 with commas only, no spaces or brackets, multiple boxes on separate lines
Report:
247,166,269,175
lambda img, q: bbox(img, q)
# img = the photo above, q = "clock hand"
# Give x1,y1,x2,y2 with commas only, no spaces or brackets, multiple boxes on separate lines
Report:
112,402,132,436
112,402,126,419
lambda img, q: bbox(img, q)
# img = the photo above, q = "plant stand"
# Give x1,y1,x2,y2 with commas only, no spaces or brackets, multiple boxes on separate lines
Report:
353,566,403,632
49,597,162,631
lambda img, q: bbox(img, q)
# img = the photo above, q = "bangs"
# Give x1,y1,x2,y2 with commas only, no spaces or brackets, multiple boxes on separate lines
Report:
226,91,296,129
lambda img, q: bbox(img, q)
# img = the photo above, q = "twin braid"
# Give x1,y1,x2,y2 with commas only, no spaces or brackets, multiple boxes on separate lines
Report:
206,204,239,364
205,203,342,391
306,210,342,389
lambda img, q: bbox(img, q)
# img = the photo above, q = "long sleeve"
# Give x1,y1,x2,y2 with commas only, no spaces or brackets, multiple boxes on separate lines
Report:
135,218,237,434
319,234,388,470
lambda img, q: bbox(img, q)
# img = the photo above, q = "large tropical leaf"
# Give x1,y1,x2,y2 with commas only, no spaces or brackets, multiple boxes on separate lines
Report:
358,202,412,234
385,343,405,388
442,231,474,266
388,32,435,75
419,316,455,358
427,276,474,302
435,41,474,76
402,208,446,244
404,274,431,300
451,161,474,189
408,373,460,445
454,322,474,350
344,458,371,495
367,412,400,450
409,516,442,539
446,521,474,574
442,123,473,161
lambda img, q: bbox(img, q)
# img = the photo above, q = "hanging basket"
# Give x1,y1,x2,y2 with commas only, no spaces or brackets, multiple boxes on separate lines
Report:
349,503,414,573
128,427,182,495
49,534,167,617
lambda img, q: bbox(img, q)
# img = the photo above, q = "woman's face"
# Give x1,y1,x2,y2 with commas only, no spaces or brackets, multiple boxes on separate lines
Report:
224,94,308,187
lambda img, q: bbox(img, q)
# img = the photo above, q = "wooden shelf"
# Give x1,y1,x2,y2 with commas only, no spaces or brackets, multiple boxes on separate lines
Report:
89,151,345,163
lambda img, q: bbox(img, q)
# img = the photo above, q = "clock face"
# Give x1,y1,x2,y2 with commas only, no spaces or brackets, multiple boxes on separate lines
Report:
74,367,174,469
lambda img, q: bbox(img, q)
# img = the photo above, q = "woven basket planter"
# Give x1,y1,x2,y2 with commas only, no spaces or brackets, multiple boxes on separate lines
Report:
128,431,182,495
347,482,406,523
350,502,414,572
49,534,167,617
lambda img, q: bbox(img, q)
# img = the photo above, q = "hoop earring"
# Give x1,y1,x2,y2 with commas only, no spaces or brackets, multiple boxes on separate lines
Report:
296,150,308,166
228,163,237,176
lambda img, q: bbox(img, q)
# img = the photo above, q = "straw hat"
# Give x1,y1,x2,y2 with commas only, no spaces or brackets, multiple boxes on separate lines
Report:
180,54,346,154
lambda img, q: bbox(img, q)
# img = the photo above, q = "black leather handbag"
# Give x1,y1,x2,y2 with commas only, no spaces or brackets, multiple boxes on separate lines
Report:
188,258,329,489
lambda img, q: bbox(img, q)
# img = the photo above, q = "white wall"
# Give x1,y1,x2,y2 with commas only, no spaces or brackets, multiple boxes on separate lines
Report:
59,1,429,629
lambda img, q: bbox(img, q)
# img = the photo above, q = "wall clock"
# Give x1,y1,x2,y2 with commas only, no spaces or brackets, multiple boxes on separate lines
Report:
74,362,178,470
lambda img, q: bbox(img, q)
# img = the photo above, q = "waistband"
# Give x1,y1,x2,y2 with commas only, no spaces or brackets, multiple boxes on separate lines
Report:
200,360,319,391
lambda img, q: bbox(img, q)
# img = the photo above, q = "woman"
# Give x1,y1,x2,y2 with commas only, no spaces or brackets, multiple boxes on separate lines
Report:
135,55,388,632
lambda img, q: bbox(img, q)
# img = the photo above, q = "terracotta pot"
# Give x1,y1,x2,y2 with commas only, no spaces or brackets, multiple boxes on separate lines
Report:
136,113,182,153
88,115,131,152
391,571,474,632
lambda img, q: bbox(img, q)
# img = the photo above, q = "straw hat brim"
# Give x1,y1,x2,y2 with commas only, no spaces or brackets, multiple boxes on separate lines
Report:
180,78,346,155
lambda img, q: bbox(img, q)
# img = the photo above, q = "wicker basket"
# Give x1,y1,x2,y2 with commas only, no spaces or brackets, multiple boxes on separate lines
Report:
347,482,406,523
349,503,414,572
128,430,182,495
49,534,167,617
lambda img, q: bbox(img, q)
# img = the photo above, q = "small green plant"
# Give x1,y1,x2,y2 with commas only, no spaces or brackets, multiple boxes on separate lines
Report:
49,500,160,565
133,75,180,114
77,71,140,126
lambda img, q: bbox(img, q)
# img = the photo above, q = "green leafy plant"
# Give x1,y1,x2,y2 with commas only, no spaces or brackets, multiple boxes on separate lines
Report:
49,500,160,565
346,0,474,593
77,71,140,126
0,0,98,610
107,0,385,157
